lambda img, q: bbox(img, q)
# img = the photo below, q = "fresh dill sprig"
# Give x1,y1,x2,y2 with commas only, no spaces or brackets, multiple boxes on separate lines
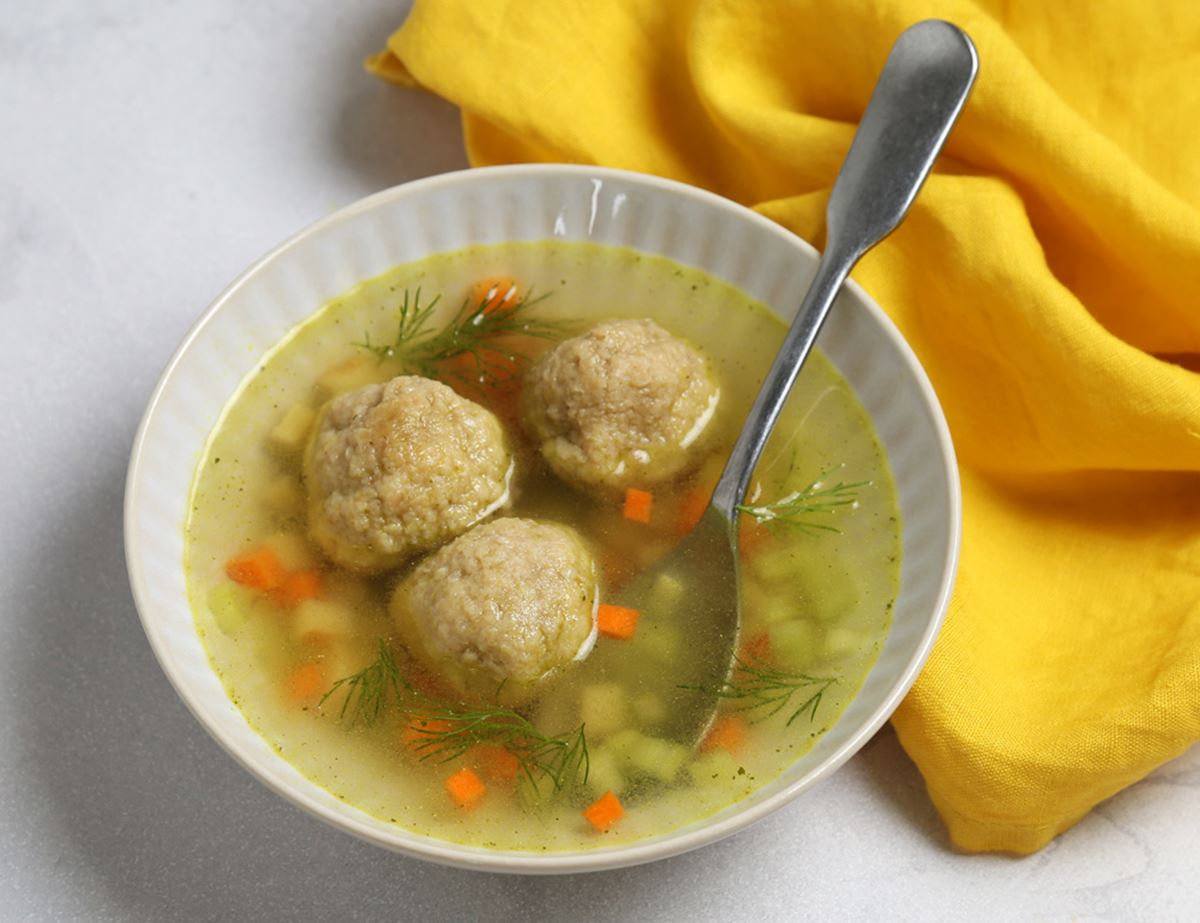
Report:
319,639,415,726
736,471,868,535
319,641,589,794
681,657,837,727
355,285,567,387
404,705,589,793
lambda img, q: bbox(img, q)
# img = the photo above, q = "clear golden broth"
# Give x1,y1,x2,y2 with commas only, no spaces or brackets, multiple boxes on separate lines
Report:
185,240,901,851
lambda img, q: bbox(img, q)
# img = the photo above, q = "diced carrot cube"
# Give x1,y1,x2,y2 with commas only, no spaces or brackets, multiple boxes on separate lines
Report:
402,716,455,750
597,604,640,640
583,791,624,832
284,662,326,705
739,631,773,664
445,767,487,810
270,569,322,607
472,745,520,784
623,488,653,524
226,547,284,590
675,483,714,536
701,715,747,755
470,276,520,315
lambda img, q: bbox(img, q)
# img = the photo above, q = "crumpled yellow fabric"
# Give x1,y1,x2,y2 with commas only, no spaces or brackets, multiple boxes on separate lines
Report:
366,0,1200,853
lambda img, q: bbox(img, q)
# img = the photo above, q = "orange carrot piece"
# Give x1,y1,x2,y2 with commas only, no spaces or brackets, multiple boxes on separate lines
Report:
623,488,653,524
597,603,640,640
701,715,747,755
284,662,326,705
675,483,714,536
271,569,322,607
583,791,624,832
739,631,773,664
472,745,520,784
402,716,455,750
445,767,487,810
738,517,769,557
470,276,520,315
226,547,284,590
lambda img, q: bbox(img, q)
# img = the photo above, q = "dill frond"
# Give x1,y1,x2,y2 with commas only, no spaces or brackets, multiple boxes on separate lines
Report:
319,641,589,796
682,657,837,727
736,471,868,536
354,285,567,388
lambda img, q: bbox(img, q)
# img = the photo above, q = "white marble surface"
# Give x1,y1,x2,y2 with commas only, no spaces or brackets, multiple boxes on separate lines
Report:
1,2,1196,920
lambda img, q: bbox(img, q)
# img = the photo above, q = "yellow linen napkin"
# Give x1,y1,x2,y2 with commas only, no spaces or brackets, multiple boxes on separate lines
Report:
367,0,1200,854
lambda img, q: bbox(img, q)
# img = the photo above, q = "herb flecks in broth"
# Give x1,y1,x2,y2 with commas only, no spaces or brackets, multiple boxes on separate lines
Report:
355,283,567,390
683,658,837,728
185,241,903,852
322,640,591,797
738,471,868,536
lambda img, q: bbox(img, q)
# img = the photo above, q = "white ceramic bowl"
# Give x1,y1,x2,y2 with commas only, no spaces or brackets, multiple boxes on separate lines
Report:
125,164,960,873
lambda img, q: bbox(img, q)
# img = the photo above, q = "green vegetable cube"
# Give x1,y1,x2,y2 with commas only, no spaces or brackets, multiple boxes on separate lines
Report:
767,619,818,670
580,683,628,739
627,735,689,783
822,625,863,659
207,582,257,636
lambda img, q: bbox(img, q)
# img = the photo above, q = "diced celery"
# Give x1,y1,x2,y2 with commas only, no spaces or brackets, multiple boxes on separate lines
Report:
293,599,355,645
579,683,628,739
822,625,864,659
627,735,689,783
207,582,257,636
632,692,666,727
687,750,741,787
767,619,818,670
585,747,624,798
262,473,304,516
797,559,861,622
262,530,317,571
268,403,315,453
648,572,685,614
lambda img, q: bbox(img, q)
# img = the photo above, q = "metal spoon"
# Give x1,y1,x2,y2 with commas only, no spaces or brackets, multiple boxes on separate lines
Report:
628,20,979,743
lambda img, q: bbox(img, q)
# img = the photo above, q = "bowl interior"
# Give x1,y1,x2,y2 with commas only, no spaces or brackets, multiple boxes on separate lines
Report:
125,164,959,873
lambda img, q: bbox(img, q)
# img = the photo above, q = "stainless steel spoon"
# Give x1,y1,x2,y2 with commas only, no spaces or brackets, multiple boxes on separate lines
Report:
629,20,978,743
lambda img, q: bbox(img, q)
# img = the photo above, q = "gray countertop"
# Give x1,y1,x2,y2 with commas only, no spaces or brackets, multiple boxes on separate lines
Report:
2,2,1196,920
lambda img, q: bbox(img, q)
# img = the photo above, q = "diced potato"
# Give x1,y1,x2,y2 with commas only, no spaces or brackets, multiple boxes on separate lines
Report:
632,692,666,727
580,683,628,739
585,747,624,798
687,749,741,787
767,619,818,670
626,735,689,783
648,572,685,614
207,582,258,636
268,403,315,453
262,473,304,516
316,355,400,397
758,594,799,626
636,621,682,663
822,625,864,659
261,531,318,571
293,598,355,645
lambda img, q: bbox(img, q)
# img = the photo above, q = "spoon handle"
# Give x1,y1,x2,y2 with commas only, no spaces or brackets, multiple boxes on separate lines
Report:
710,20,978,517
